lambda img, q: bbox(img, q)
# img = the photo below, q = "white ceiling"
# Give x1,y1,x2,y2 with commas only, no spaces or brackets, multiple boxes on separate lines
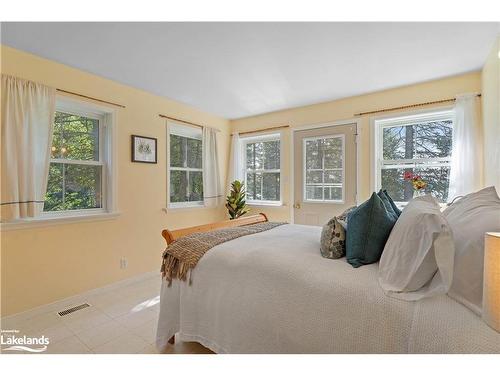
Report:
1,22,498,119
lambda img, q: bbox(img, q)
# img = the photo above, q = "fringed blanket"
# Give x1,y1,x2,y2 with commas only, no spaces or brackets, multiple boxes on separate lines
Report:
161,221,285,284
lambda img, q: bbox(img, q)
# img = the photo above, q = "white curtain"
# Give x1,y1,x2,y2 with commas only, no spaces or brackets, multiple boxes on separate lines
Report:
448,93,483,202
228,132,243,184
202,126,222,207
1,75,56,221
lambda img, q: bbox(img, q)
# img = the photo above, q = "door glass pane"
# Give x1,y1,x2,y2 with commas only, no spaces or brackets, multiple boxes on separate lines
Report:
381,166,450,203
305,139,322,169
304,136,344,202
306,185,323,200
324,187,342,201
306,170,323,184
324,170,342,184
323,137,343,168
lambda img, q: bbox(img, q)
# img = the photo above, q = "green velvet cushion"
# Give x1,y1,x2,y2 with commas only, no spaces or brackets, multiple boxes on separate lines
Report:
383,189,402,216
346,192,398,268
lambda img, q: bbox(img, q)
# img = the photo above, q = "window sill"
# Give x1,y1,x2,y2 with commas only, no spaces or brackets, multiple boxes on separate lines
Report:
163,204,207,212
247,201,285,207
0,211,121,231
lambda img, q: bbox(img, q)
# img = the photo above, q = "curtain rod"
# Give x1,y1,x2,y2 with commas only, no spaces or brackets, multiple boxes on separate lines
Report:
57,89,126,108
234,125,290,136
159,114,221,132
354,94,481,117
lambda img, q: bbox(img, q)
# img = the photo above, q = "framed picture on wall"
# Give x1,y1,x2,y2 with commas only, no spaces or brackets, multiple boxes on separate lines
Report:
131,135,157,163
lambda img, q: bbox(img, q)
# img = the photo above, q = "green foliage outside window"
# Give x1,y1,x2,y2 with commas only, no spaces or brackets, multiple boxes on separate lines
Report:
44,112,102,211
169,134,203,203
381,120,452,203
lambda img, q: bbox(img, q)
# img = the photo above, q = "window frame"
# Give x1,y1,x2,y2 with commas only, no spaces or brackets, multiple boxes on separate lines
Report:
240,132,283,206
372,107,455,205
166,120,205,209
40,96,117,220
302,134,345,204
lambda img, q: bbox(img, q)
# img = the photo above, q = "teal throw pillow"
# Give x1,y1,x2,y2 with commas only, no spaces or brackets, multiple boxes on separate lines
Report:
346,192,398,268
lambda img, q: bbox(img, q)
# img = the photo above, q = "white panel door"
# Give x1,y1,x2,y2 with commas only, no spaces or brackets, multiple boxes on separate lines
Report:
293,123,357,226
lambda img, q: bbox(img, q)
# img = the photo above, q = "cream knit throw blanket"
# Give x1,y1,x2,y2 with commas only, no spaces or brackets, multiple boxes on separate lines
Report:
161,222,285,284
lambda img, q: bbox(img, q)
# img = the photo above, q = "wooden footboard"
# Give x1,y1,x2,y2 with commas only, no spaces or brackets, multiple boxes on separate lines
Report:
162,213,268,245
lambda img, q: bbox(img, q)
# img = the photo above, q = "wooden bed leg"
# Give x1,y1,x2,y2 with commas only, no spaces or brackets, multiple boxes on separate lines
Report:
168,335,175,345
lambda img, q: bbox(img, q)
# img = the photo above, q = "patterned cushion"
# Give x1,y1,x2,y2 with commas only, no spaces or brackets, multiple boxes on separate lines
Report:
320,217,346,259
337,206,357,229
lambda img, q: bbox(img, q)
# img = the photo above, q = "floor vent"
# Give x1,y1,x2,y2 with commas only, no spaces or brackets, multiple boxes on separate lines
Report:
57,303,91,317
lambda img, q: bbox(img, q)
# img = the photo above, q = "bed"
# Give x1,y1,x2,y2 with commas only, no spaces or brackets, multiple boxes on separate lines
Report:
156,218,500,353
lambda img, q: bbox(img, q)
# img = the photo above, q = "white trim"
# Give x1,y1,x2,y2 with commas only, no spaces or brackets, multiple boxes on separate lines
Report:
39,95,117,220
247,200,283,207
166,201,205,210
0,211,121,231
240,132,283,205
166,120,205,209
290,118,360,223
371,106,454,195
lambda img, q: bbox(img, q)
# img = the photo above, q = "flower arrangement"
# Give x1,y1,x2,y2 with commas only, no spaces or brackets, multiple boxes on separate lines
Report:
403,171,427,192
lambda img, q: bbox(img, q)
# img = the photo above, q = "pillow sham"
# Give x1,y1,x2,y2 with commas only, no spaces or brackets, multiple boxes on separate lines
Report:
378,195,455,301
444,186,500,315
346,192,398,268
320,217,346,259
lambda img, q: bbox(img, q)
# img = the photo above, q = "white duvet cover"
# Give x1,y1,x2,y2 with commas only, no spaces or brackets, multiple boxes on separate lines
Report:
156,224,499,353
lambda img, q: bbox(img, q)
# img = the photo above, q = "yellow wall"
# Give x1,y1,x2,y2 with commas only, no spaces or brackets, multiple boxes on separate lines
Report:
230,72,482,222
0,46,231,316
482,36,500,190
0,44,486,317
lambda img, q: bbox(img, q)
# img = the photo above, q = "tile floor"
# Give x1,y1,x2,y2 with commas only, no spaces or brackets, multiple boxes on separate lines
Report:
0,272,212,354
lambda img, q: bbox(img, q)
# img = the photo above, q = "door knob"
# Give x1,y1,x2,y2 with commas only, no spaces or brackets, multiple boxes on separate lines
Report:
293,203,301,209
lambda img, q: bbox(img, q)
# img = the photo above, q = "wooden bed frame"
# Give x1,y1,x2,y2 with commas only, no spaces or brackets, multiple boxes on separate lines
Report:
162,213,268,345
161,213,268,245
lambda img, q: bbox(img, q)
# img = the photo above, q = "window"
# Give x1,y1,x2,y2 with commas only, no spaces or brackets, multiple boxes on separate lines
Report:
44,99,113,215
242,134,281,204
374,110,454,203
168,122,203,208
303,135,344,202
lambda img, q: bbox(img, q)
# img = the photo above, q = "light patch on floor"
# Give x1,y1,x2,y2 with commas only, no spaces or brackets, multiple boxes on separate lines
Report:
0,273,213,354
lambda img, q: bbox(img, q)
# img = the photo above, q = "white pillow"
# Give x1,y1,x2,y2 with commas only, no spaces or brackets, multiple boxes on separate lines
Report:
378,195,455,301
444,186,500,315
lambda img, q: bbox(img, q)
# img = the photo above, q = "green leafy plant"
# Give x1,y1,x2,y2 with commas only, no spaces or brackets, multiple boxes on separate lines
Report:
226,180,250,220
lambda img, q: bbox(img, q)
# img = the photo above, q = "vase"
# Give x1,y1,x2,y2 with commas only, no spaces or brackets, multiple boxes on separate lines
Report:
413,190,425,198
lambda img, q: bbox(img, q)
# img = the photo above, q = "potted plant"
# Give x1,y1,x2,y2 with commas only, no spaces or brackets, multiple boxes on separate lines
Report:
226,180,250,219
